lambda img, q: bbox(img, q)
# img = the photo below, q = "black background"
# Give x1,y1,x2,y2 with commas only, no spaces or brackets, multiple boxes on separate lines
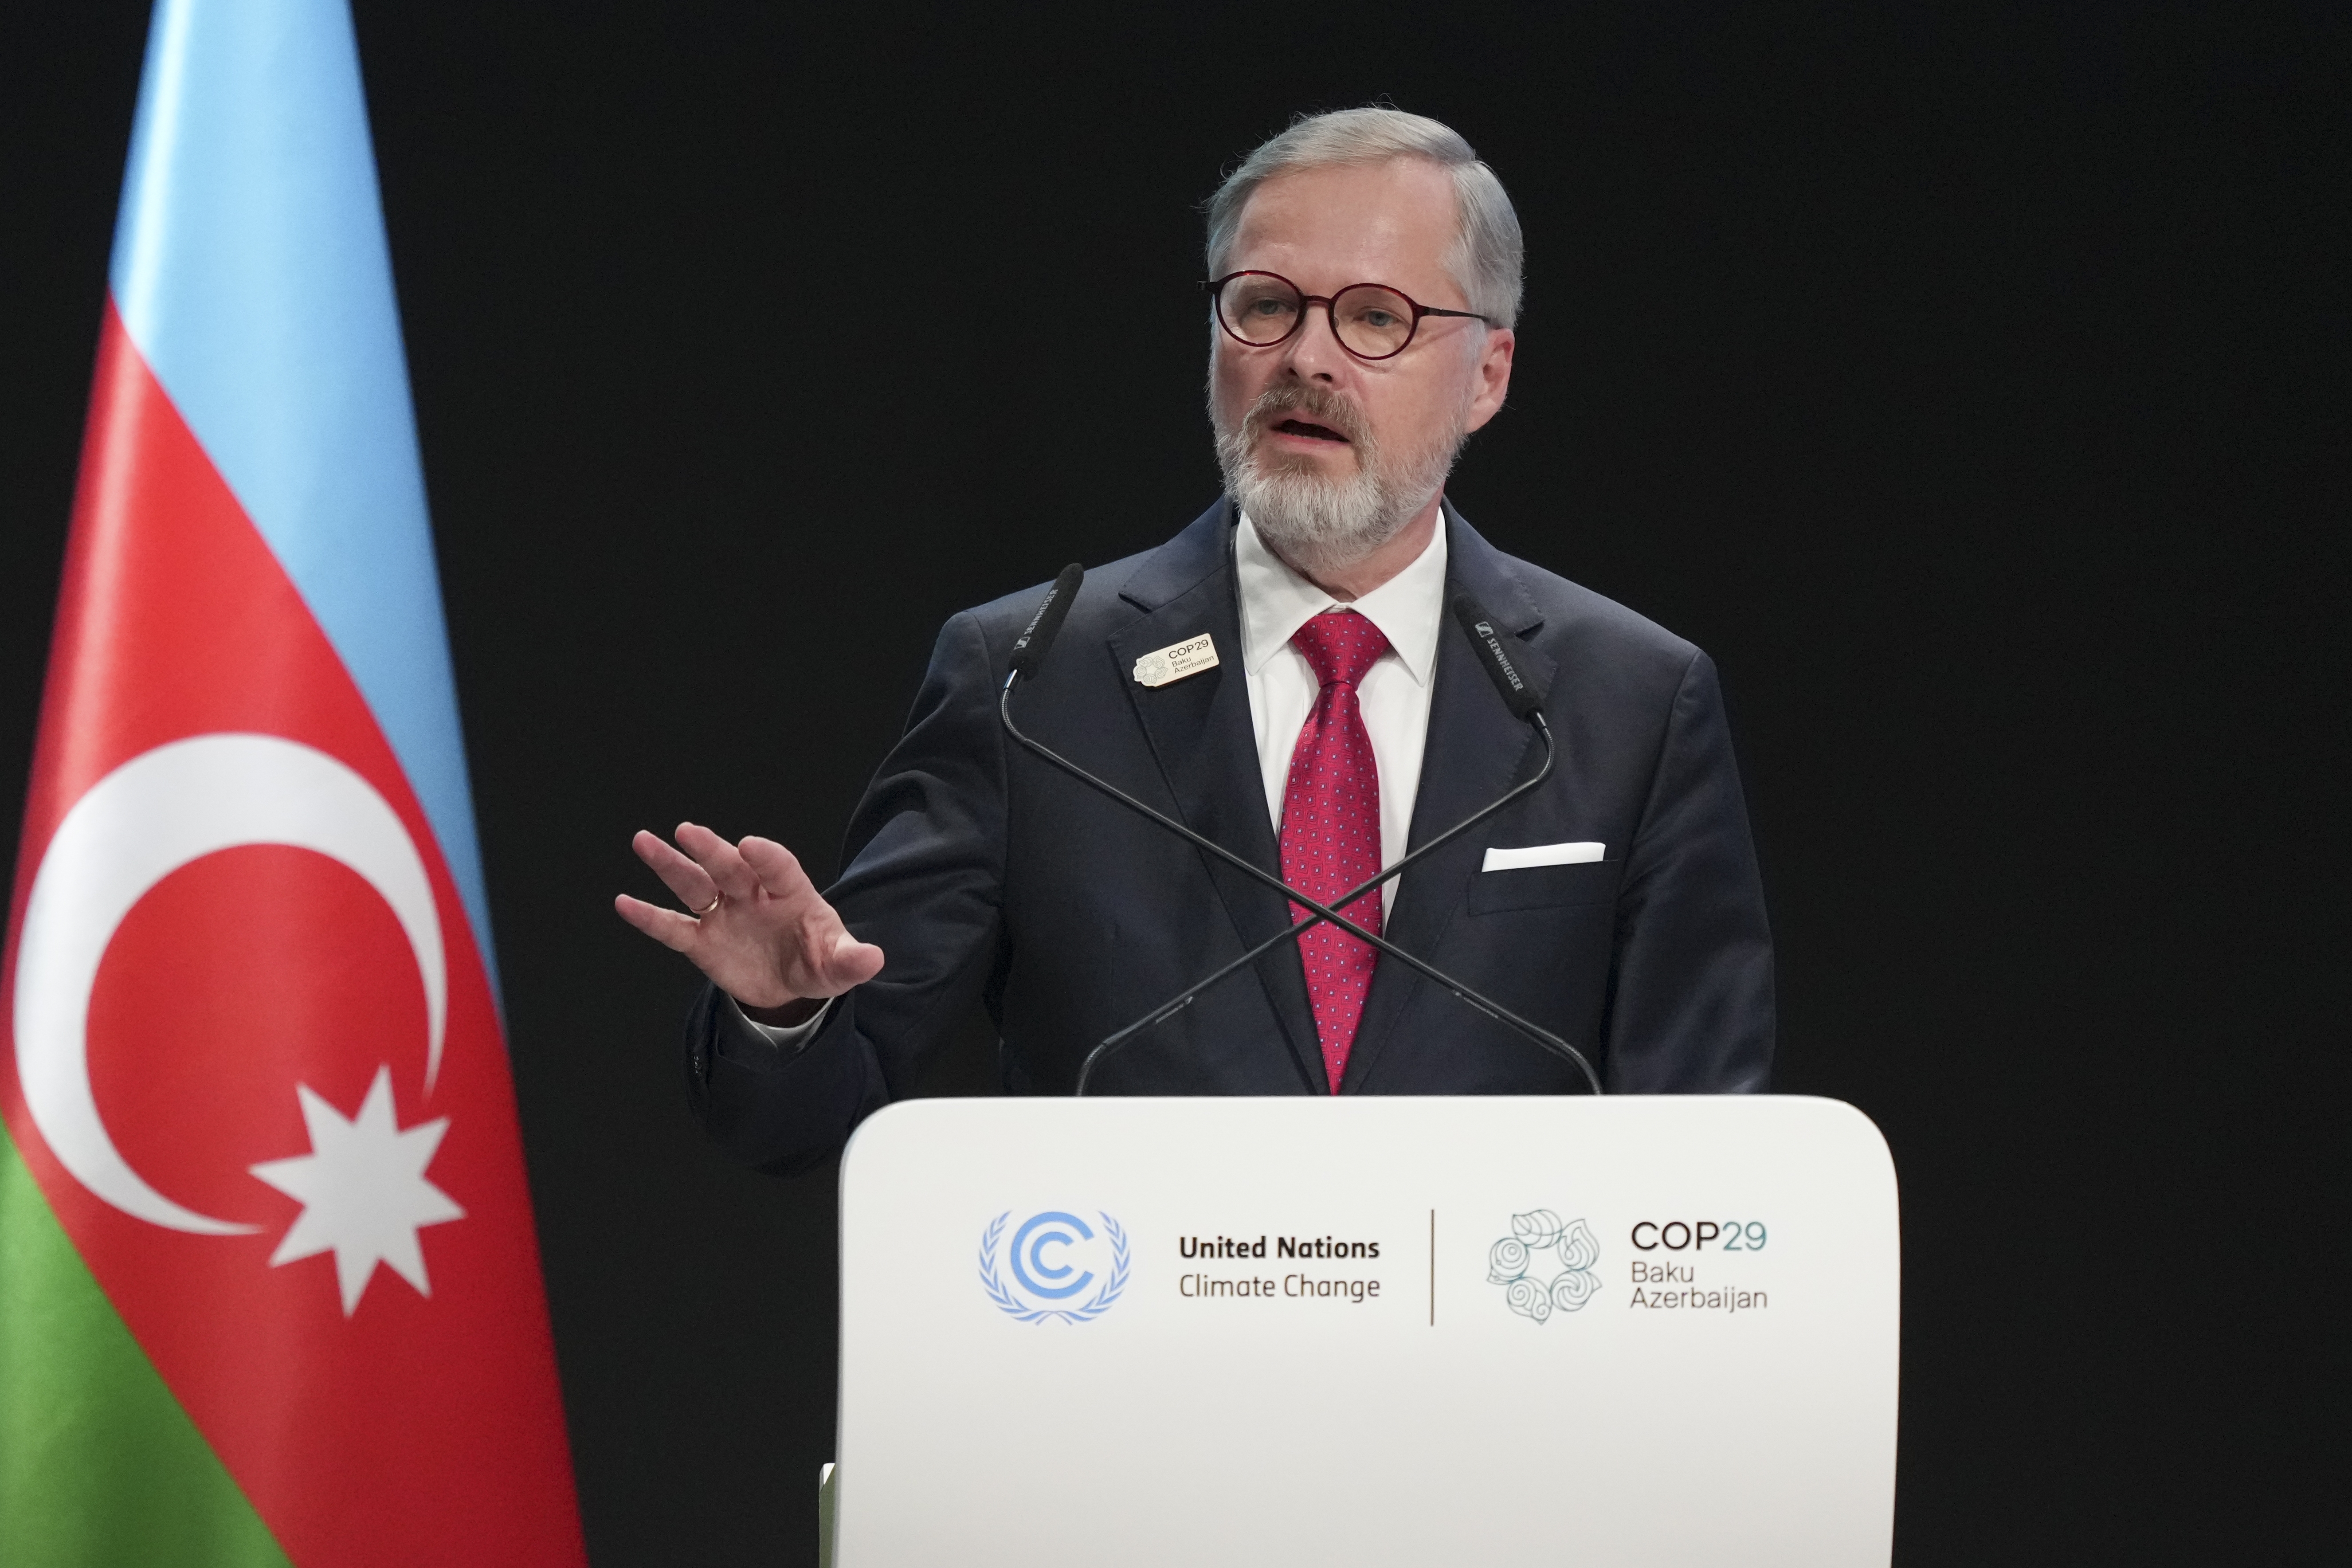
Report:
2,4,2342,1564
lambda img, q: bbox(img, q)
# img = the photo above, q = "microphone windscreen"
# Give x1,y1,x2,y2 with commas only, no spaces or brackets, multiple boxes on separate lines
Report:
1452,593,1547,720
1010,563,1086,678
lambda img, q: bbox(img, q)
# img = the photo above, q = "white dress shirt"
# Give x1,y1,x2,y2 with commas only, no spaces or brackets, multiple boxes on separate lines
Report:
1234,511,1446,915
735,510,1450,1049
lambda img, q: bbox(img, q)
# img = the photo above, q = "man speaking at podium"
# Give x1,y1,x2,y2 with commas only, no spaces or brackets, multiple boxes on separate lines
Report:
616,109,1773,1172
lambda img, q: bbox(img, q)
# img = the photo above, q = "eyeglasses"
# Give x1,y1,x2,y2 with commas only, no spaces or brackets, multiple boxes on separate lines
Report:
1204,270,1495,361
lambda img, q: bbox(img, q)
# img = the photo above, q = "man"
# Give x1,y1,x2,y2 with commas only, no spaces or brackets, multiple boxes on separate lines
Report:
617,108,1774,1174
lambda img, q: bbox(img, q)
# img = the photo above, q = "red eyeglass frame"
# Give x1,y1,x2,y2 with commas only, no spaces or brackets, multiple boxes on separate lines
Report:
1204,270,1496,361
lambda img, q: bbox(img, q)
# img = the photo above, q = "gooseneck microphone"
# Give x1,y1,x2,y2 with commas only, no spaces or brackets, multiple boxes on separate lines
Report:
1080,594,1601,1094
1010,562,1085,678
1451,592,1545,721
995,566,1602,1098
998,573,1474,1019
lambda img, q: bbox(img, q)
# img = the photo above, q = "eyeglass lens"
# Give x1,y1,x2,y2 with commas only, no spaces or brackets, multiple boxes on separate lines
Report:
1219,274,1420,358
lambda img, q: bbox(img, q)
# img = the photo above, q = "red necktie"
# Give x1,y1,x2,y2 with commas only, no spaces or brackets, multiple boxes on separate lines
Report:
1280,610,1392,1092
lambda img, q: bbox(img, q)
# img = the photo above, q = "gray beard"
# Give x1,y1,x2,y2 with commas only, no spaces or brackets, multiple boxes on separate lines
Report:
1211,389,1466,578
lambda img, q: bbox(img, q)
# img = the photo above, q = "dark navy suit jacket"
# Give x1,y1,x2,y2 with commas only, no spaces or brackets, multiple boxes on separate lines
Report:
685,500,1773,1172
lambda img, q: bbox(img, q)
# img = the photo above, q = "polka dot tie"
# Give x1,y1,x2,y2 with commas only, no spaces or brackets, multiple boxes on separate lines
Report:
1280,610,1391,1092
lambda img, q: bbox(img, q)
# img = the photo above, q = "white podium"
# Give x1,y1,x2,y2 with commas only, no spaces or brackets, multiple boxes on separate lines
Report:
824,1096,1898,1566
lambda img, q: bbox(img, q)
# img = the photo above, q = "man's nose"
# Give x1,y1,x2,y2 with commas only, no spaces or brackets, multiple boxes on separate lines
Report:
1279,303,1348,382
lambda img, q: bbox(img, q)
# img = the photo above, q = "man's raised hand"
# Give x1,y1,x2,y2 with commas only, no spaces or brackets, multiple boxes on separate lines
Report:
614,823,884,1020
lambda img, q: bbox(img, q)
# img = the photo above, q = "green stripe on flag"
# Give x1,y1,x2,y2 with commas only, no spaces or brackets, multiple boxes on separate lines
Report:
0,1123,292,1567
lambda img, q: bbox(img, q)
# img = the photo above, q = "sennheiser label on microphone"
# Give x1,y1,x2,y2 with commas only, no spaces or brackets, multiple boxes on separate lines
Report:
1133,634,1220,687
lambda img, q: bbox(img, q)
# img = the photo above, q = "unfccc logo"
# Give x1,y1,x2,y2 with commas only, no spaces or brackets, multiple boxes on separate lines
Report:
978,1209,1130,1324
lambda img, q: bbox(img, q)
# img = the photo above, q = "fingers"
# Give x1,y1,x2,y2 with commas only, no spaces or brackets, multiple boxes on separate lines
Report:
637,825,813,912
737,836,811,901
633,829,720,912
822,932,886,991
615,893,701,953
674,821,765,903
623,824,879,1003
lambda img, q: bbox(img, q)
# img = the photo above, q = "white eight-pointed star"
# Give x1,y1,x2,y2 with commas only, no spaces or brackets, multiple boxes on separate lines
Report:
248,1065,464,1315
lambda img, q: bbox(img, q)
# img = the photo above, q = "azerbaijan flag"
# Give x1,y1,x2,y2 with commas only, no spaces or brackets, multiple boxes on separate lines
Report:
0,3,588,1563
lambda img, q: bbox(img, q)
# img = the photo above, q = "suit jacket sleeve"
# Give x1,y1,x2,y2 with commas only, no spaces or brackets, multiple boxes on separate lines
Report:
682,610,1008,1172
1603,650,1775,1090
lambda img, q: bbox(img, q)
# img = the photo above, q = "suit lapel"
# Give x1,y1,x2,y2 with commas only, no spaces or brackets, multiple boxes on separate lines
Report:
1339,504,1555,1092
1109,503,1327,1093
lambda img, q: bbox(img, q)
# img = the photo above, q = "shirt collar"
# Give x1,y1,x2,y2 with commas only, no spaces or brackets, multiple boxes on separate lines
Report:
1235,509,1449,686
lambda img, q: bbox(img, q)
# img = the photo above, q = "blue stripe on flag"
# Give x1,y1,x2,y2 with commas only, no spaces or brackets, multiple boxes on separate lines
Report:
109,0,498,996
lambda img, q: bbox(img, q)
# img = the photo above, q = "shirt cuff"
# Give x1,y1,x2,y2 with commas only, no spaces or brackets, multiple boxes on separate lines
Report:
718,994,836,1058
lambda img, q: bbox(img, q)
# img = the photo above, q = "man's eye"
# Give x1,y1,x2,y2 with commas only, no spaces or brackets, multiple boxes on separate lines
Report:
1243,298,1289,318
1357,309,1401,329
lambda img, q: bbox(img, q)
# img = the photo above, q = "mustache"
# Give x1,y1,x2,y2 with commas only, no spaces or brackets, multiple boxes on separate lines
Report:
1241,383,1372,447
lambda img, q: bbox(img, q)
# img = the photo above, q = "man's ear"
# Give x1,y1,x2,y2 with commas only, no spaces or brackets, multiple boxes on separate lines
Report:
1462,327,1517,435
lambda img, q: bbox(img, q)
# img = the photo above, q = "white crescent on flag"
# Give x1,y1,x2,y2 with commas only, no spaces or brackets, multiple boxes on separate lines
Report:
12,732,447,1235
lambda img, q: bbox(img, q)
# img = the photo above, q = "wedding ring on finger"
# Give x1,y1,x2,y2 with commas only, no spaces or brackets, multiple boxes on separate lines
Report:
695,892,722,916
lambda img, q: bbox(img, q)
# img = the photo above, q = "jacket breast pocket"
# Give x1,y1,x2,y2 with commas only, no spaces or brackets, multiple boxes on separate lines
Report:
1467,859,1622,915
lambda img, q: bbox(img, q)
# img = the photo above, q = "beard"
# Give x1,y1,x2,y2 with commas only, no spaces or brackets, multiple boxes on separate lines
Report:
1211,379,1466,578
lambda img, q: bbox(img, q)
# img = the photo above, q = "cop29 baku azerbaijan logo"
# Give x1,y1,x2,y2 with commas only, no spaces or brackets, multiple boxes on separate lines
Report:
1487,1209,1601,1323
979,1210,1130,1324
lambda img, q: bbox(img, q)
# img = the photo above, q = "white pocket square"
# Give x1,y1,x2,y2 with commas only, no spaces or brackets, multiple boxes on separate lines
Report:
1482,842,1606,871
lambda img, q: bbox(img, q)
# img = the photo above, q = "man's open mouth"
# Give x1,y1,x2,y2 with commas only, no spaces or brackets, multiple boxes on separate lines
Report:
1270,418,1349,443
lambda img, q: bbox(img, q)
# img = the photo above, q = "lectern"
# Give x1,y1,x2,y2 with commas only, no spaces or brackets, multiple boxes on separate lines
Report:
822,1096,1898,1566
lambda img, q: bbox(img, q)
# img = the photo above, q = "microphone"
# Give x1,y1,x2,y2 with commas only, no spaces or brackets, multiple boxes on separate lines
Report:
1084,590,1580,1082
996,576,1602,1096
1453,593,1544,720
1011,562,1085,678
1079,594,1599,1094
999,584,1401,976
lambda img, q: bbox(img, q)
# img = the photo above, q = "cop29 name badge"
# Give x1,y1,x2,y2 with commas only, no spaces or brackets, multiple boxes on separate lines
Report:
979,1210,1130,1324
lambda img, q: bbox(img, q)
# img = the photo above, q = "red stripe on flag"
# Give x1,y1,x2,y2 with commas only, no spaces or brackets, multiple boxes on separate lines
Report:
1,303,585,1565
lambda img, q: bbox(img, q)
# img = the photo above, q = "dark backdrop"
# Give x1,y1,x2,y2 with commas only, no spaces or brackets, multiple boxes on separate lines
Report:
2,4,2341,1564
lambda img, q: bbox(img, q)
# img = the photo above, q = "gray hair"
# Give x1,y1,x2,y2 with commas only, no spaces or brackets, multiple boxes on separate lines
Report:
1205,107,1525,330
